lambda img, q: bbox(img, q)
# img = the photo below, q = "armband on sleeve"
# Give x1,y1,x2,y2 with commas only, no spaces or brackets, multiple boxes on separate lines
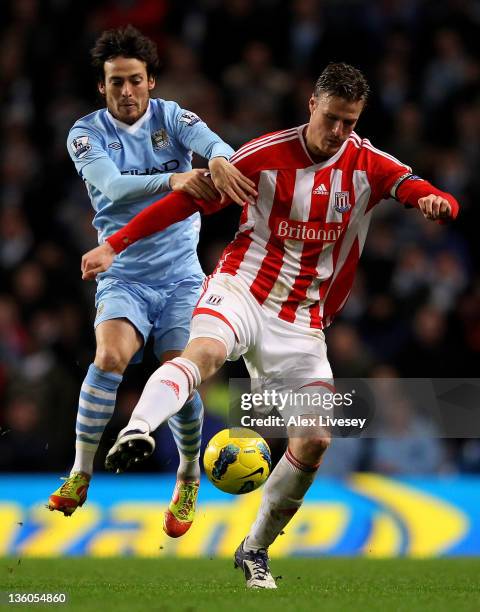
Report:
395,175,460,221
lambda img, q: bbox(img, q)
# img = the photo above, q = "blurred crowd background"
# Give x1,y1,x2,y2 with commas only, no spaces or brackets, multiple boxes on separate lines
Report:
0,0,479,477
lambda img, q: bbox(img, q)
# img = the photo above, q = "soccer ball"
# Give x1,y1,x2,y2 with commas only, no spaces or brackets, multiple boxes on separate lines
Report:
203,428,272,494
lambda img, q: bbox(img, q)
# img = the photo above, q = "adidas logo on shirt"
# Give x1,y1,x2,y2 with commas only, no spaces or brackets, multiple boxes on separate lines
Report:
313,183,329,195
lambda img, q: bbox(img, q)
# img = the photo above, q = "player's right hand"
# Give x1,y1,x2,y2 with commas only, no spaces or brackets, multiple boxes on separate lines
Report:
81,242,116,281
208,157,257,206
169,169,219,200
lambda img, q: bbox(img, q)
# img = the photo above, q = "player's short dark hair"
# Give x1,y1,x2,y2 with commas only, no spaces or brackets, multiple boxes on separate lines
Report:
91,25,159,81
313,63,370,103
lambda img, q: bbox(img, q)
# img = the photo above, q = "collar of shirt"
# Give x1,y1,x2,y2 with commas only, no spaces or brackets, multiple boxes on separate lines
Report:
106,100,153,135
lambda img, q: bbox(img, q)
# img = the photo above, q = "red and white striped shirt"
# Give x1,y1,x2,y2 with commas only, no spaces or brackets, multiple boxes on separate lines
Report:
213,125,412,330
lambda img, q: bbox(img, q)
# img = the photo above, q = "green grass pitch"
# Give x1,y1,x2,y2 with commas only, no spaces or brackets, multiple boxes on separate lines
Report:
1,558,480,611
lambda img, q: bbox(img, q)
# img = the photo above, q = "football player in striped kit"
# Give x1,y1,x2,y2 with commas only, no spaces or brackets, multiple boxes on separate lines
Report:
47,25,256,539
81,63,459,585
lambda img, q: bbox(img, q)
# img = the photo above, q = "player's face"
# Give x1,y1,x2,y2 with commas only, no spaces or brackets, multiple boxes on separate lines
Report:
98,56,155,125
306,94,365,159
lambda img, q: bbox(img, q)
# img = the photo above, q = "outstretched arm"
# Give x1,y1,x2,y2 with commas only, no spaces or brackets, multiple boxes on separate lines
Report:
81,191,227,280
395,176,459,222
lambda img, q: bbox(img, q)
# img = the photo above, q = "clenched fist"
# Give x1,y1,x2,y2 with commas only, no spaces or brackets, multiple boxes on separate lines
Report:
418,194,453,221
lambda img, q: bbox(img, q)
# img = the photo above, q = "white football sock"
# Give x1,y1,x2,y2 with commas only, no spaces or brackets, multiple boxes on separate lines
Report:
245,448,319,551
126,357,201,434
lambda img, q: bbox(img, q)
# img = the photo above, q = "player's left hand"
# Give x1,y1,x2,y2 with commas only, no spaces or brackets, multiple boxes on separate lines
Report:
208,157,257,206
418,194,453,221
81,242,116,281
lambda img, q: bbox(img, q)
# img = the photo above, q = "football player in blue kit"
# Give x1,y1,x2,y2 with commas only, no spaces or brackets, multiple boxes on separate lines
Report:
47,25,256,537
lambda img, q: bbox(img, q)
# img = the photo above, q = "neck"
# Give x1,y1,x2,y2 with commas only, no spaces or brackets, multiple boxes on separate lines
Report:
303,126,330,162
110,101,149,126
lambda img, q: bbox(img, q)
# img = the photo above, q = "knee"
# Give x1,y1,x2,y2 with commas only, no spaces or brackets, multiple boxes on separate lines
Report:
196,343,226,379
184,338,226,381
94,347,128,374
307,435,331,457
291,434,331,465
208,341,227,372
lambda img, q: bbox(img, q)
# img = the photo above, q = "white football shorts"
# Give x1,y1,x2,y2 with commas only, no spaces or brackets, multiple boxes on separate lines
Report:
189,273,333,389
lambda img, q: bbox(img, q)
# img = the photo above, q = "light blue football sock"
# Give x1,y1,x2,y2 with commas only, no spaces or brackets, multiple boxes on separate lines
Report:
168,390,204,481
71,364,122,475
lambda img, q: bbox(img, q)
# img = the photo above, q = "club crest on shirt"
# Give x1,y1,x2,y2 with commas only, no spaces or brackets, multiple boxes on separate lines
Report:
179,111,202,126
151,129,170,150
70,135,91,159
334,191,351,213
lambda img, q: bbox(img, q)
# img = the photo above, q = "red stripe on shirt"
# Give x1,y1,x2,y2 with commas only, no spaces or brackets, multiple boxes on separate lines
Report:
193,276,211,309
322,237,360,323
309,188,356,328
278,170,334,324
249,169,297,305
215,229,254,276
229,128,298,164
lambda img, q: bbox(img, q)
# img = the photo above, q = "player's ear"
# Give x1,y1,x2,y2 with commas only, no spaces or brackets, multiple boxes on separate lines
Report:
98,81,106,96
309,96,317,116
148,76,155,91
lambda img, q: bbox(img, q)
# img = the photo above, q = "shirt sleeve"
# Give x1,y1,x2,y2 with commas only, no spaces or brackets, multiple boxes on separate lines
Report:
67,125,172,204
106,192,228,253
165,102,234,161
365,142,413,202
364,141,459,220
396,175,459,220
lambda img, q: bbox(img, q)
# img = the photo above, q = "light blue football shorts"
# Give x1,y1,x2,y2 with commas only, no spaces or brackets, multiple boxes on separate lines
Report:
94,274,204,363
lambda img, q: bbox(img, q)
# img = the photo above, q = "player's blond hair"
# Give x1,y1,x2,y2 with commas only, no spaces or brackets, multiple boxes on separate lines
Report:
314,63,370,102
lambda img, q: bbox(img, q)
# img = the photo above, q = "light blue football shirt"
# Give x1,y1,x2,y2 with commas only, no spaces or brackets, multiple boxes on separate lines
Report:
67,99,234,285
